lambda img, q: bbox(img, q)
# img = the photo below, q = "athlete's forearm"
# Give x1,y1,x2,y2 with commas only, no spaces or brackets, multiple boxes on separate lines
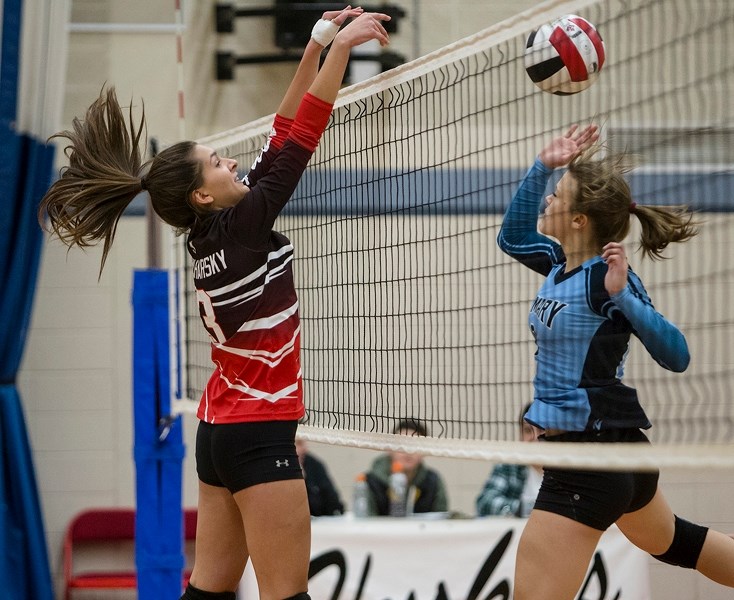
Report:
500,159,552,237
306,37,351,105
497,158,561,275
276,40,324,119
611,286,690,372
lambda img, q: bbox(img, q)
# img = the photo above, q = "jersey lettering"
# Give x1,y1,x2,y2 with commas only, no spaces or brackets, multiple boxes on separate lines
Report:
530,296,568,328
193,249,227,279
245,135,272,186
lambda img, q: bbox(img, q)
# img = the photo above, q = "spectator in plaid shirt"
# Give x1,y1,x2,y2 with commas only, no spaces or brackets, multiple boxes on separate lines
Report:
476,404,541,517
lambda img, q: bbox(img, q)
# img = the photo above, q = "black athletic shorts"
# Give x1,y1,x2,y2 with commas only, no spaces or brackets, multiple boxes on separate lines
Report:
195,420,303,493
533,428,659,531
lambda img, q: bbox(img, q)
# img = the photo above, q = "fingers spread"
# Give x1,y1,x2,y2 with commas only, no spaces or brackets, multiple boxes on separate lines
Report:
327,6,364,26
565,124,579,138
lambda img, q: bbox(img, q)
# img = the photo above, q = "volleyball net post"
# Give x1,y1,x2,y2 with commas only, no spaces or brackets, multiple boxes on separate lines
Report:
133,269,186,599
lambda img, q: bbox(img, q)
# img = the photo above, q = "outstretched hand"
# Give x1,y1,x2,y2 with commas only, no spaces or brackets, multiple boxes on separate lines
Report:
538,124,599,169
334,11,391,48
602,241,629,296
322,5,364,27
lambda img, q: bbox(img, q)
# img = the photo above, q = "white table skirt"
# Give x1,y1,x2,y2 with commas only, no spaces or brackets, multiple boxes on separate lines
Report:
239,515,650,599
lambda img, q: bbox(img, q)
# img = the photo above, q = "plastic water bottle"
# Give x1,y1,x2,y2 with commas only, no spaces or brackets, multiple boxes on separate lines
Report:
353,473,370,518
388,461,408,517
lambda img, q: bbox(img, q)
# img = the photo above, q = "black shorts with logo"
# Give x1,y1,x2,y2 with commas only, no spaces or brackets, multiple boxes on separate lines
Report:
195,419,303,493
534,428,659,531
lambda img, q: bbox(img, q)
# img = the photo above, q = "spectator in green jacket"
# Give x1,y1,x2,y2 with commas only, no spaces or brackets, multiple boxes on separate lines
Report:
363,419,449,516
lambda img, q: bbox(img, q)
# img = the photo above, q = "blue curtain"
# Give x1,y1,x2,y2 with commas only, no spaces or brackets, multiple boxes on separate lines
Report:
0,0,56,598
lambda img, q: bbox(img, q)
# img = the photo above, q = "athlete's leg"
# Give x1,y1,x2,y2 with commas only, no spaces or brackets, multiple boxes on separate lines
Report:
696,529,734,586
615,486,675,554
514,509,603,600
234,478,311,600
187,480,249,592
616,487,734,586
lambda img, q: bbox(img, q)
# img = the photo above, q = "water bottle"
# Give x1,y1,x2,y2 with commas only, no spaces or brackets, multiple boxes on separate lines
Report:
388,460,408,517
353,472,369,518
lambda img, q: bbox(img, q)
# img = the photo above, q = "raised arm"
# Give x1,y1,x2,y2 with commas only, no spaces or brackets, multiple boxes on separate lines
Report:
230,11,391,243
496,158,562,275
276,6,364,119
306,11,390,104
497,125,599,275
284,11,390,153
245,9,388,187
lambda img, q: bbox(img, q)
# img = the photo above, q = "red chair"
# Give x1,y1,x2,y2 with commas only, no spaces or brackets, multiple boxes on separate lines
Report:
63,508,197,600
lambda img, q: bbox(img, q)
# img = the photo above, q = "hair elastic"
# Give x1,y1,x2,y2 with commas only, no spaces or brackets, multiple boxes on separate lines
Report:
629,201,637,213
140,177,148,191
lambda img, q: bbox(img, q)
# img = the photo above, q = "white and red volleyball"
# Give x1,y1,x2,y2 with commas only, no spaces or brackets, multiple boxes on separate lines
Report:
524,15,605,95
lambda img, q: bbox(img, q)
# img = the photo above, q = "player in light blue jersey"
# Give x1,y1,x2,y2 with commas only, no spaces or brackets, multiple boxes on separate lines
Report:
498,125,734,600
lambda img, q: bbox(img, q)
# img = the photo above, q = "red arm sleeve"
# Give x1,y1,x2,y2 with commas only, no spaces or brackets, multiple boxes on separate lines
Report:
269,114,294,150
287,93,334,152
244,114,294,187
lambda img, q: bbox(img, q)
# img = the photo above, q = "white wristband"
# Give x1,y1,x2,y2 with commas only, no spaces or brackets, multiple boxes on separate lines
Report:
311,19,340,47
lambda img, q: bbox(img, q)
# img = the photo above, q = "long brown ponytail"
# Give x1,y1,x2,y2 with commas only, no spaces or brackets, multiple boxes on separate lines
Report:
568,149,698,260
630,203,698,260
38,87,147,275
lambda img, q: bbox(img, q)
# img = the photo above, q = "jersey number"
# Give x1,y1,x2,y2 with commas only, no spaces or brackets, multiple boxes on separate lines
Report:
196,289,226,344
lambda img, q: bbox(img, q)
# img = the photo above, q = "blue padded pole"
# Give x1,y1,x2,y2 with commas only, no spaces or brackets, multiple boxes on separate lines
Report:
132,269,186,599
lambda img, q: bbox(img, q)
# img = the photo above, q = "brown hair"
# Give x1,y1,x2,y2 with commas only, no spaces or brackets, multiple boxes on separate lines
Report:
567,148,698,260
393,419,429,437
38,87,206,275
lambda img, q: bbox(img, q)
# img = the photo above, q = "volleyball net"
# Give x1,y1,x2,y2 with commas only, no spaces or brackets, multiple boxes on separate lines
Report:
172,0,734,469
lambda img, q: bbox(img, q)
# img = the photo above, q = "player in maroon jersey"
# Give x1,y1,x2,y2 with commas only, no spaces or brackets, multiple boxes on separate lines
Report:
39,7,390,600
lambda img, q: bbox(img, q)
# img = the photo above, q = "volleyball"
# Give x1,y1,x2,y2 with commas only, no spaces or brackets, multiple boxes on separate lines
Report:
524,15,605,95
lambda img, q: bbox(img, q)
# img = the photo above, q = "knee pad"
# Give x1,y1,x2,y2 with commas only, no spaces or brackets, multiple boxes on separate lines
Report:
283,594,310,600
651,515,708,569
179,583,237,600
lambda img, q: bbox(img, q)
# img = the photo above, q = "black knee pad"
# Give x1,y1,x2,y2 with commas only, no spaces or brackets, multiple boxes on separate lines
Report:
651,515,708,569
179,583,237,600
283,593,310,600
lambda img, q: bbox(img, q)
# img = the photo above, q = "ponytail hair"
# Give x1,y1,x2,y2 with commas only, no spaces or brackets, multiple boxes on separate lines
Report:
631,203,698,261
568,147,698,260
38,86,205,276
38,87,146,275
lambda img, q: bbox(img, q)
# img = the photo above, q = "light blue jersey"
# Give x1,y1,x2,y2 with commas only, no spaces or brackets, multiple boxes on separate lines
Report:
498,159,690,431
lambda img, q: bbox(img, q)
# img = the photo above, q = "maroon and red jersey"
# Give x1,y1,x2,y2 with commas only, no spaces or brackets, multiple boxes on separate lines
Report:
187,98,330,424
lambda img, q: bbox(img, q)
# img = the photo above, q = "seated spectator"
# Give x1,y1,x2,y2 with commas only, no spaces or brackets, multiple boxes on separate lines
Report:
476,403,542,517
296,439,345,517
364,419,449,516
